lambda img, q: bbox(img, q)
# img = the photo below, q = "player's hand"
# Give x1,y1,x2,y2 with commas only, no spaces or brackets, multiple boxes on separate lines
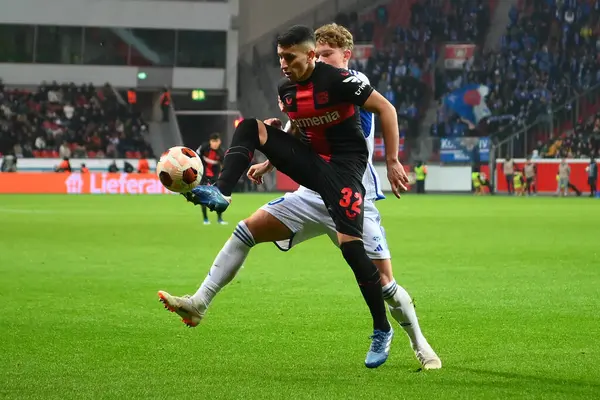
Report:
247,160,274,185
387,159,409,198
264,118,282,129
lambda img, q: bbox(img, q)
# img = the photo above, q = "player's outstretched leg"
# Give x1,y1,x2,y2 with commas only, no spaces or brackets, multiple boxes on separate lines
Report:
158,221,255,326
185,119,262,212
381,278,442,370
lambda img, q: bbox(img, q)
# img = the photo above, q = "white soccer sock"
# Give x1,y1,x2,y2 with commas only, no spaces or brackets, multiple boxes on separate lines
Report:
382,280,428,349
190,221,255,309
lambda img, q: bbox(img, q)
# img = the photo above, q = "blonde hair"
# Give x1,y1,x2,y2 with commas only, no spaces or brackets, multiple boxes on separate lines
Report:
314,23,354,51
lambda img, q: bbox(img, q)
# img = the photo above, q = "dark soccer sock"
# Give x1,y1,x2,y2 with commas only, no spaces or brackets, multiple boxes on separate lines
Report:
340,240,391,332
217,211,223,221
216,119,260,196
201,205,208,220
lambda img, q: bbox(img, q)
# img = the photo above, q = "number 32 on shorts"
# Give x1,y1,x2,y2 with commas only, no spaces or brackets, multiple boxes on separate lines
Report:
339,187,363,220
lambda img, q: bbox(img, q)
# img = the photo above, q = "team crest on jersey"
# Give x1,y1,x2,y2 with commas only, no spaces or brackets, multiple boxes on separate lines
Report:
316,91,329,105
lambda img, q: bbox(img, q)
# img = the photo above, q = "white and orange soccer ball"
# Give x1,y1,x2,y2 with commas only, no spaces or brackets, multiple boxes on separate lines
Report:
156,146,204,193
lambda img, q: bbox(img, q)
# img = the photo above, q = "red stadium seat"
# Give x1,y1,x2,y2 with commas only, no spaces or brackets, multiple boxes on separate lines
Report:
87,151,96,158
33,150,41,158
125,151,135,158
133,151,141,159
51,151,59,158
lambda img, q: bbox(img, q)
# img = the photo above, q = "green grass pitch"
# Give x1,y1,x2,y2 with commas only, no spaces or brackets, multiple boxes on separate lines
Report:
1,194,599,399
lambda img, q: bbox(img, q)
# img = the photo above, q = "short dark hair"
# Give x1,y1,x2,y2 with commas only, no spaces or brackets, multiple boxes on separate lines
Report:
209,133,221,141
277,25,315,48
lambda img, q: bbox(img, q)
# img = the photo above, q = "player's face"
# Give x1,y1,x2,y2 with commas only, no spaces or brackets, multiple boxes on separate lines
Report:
315,43,350,69
278,44,315,82
210,139,221,149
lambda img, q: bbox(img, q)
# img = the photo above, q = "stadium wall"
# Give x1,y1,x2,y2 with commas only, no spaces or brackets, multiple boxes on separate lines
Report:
0,172,173,195
2,158,157,172
239,0,330,46
0,64,225,89
276,166,475,193
0,0,230,30
495,159,597,194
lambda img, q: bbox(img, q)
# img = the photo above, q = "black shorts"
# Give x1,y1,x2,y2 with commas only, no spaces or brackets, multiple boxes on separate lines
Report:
201,176,217,186
260,123,367,238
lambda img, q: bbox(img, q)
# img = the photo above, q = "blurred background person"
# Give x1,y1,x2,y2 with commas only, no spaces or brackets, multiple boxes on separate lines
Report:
1,152,17,172
524,158,537,196
586,158,597,197
197,133,226,225
414,161,427,194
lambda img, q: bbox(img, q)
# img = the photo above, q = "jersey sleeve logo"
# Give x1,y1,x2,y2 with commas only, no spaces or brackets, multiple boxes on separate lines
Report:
342,76,361,83
342,76,368,96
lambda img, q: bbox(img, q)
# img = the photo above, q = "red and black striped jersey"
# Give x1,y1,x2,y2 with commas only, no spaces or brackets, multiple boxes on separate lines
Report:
278,62,373,163
197,143,223,178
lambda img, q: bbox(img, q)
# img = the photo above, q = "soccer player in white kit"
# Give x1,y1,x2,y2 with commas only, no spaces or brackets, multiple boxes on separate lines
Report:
249,23,441,369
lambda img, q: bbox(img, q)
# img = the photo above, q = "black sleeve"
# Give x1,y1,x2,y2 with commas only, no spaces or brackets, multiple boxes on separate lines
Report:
331,68,374,106
197,142,209,157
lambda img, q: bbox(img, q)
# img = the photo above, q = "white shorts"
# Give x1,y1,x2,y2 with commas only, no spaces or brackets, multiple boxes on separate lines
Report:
260,189,391,259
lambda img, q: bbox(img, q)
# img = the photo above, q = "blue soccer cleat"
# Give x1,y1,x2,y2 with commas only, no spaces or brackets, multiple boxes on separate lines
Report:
182,185,231,213
365,328,394,368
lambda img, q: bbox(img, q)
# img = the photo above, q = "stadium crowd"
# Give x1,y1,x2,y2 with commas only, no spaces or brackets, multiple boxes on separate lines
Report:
432,0,600,144
0,79,153,159
538,112,600,158
332,0,492,137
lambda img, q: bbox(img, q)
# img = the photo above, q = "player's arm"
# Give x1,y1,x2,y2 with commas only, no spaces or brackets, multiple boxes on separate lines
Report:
333,70,408,197
362,92,401,164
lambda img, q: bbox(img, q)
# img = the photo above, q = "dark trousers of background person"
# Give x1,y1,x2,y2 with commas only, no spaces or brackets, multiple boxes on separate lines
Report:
569,182,582,196
416,179,425,194
589,177,597,197
161,105,169,122
526,177,536,195
506,174,514,194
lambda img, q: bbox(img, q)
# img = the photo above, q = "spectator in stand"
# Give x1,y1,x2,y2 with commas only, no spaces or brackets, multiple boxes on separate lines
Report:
434,0,600,149
108,160,119,173
160,87,171,122
55,157,71,173
138,157,150,174
0,80,153,159
1,152,17,172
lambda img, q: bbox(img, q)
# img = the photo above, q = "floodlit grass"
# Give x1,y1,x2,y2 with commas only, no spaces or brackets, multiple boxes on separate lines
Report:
1,194,599,399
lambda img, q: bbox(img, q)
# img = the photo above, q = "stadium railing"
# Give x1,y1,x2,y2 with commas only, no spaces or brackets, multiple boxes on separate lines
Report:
491,82,600,160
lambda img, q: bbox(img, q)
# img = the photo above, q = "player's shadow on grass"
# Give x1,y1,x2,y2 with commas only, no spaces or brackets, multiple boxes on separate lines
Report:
451,366,600,389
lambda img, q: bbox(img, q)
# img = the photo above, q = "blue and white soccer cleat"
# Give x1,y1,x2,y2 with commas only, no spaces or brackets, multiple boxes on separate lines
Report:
183,185,231,213
365,328,394,368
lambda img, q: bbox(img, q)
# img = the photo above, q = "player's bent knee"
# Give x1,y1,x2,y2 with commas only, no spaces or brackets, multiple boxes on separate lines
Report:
235,118,261,142
244,210,293,244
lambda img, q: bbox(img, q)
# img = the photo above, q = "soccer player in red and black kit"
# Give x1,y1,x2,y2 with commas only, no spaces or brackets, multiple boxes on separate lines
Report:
158,25,409,368
196,133,227,225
